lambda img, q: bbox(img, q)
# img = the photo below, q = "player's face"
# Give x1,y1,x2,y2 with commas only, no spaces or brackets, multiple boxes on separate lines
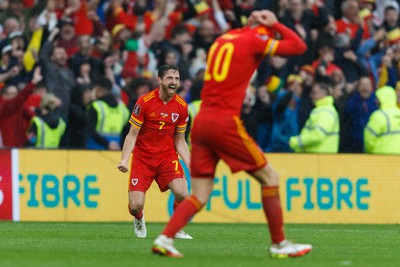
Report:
160,69,180,98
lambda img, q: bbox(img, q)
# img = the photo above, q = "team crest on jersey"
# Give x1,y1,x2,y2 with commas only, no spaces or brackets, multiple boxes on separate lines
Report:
172,113,179,122
131,178,138,186
161,112,168,118
256,34,269,41
133,104,142,116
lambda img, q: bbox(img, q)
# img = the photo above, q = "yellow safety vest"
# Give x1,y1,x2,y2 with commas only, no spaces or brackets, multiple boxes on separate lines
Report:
32,117,66,148
92,100,129,136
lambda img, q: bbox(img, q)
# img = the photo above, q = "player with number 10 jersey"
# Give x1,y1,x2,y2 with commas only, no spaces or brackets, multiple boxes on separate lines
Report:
191,21,307,177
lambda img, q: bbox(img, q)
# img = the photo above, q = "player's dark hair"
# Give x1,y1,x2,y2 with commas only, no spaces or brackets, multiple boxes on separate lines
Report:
158,65,180,78
94,77,113,92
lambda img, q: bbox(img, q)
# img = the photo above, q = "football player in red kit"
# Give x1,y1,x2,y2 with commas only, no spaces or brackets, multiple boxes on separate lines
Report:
118,65,192,240
152,10,312,258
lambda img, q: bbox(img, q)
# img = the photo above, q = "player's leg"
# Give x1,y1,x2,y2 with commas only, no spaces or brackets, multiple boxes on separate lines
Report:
250,164,312,258
128,156,153,238
128,191,147,238
152,133,218,257
152,178,214,257
214,115,311,257
168,178,193,239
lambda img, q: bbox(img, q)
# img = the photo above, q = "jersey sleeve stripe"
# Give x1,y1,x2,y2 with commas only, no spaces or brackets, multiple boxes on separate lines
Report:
268,40,279,56
264,39,277,56
129,116,143,128
176,126,187,132
143,92,155,102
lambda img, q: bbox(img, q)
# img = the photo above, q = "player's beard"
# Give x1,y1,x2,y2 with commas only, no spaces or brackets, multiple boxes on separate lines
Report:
161,83,178,98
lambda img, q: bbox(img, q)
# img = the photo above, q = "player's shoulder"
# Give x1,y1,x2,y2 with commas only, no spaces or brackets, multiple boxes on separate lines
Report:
174,94,188,108
140,89,157,103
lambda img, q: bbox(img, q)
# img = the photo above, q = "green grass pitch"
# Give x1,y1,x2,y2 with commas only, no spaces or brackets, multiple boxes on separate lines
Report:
1,222,398,267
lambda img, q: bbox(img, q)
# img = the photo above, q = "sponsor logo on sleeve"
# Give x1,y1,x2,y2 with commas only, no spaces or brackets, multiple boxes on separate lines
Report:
131,179,138,186
133,104,142,116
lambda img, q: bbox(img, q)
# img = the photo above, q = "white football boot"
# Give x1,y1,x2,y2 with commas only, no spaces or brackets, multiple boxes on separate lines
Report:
175,229,193,239
269,240,312,258
152,235,183,258
133,212,147,238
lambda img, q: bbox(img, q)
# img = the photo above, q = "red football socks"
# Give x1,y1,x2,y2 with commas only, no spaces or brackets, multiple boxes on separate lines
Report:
173,199,182,211
261,186,285,244
128,204,144,220
162,195,202,238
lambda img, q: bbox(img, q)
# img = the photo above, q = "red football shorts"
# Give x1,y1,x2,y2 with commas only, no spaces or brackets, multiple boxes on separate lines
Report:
128,153,184,192
191,113,267,178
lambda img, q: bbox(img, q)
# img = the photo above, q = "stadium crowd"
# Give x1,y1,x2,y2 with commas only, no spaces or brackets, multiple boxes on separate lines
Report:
0,0,399,153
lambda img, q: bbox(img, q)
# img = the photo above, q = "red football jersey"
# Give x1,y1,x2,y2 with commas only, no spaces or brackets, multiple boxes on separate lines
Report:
200,25,278,116
200,23,306,116
129,88,189,158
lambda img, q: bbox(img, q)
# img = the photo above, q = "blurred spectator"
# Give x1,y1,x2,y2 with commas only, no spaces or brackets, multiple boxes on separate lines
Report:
1,17,21,38
0,0,25,33
86,77,129,150
192,19,218,53
0,67,42,147
280,0,329,69
65,83,93,148
254,83,273,151
39,27,75,120
336,0,370,40
341,76,378,153
289,82,339,153
298,64,315,128
312,35,342,79
364,85,400,154
26,92,65,148
377,44,400,88
356,27,387,86
333,26,369,83
69,34,103,81
56,18,79,57
382,4,399,47
374,0,399,27
270,74,303,152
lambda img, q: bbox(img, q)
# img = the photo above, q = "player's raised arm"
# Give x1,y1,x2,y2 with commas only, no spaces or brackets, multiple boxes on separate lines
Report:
256,10,307,57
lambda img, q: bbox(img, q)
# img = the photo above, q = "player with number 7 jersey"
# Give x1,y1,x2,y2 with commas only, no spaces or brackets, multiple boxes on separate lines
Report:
118,65,192,240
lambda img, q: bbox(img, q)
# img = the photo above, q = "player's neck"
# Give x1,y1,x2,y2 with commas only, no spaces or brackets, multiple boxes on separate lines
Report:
159,89,174,104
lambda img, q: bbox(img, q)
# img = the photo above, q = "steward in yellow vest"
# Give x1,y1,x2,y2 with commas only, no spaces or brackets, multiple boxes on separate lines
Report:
364,86,400,154
86,78,129,150
27,93,66,148
289,83,339,153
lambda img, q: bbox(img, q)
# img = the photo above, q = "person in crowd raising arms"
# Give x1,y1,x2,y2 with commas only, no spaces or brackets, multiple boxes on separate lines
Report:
152,10,312,258
118,65,192,239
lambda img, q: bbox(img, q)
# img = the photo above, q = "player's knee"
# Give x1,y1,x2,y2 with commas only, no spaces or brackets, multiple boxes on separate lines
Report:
129,202,144,214
174,191,189,202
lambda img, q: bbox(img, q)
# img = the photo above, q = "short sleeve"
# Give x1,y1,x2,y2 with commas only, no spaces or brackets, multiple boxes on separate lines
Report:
129,97,145,128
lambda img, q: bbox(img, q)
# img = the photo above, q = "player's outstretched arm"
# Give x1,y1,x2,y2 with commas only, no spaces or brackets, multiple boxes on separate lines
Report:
117,125,140,173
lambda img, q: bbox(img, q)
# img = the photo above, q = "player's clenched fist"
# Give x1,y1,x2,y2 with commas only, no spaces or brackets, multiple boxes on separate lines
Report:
117,161,129,173
248,9,277,27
